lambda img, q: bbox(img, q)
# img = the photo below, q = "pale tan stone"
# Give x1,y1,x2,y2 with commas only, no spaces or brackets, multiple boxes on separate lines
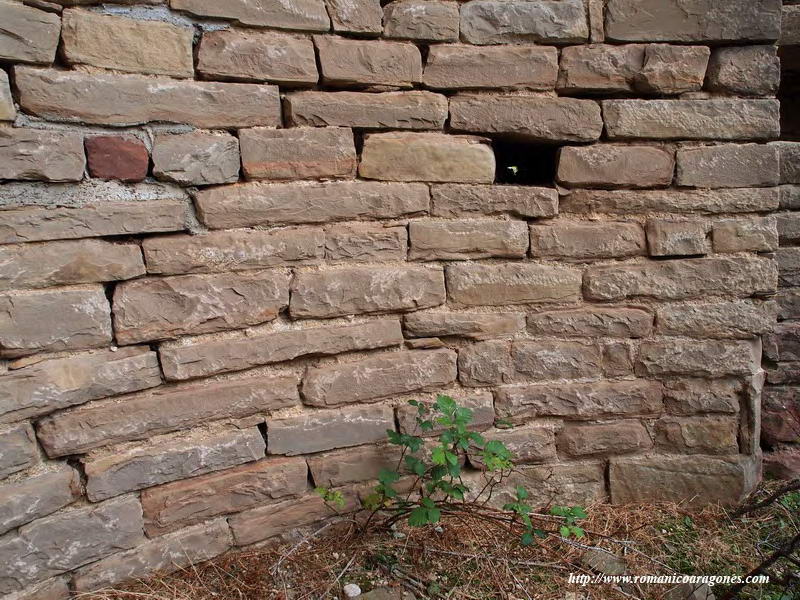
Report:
0,423,39,479
530,222,646,259
663,378,742,416
308,444,401,487
404,311,524,340
0,129,85,183
460,0,588,44
325,224,407,262
707,46,780,96
635,44,710,94
557,44,644,93
677,144,779,189
446,263,582,306
526,307,653,338
637,339,760,377
457,340,513,386
384,1,459,41
646,219,710,257
0,1,61,64
654,416,739,455
431,184,558,218
171,0,330,31
469,426,556,465
315,36,422,88
712,217,779,253
409,219,528,260
4,578,69,600
557,145,674,189
327,0,382,34
503,463,605,507
0,71,16,121
656,300,777,339
558,421,652,457
513,340,603,381
152,132,240,186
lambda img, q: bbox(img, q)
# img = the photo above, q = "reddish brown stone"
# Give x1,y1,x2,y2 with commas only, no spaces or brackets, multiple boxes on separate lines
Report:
85,136,149,182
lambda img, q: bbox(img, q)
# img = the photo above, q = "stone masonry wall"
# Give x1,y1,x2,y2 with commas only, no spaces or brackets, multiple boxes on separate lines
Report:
0,0,789,597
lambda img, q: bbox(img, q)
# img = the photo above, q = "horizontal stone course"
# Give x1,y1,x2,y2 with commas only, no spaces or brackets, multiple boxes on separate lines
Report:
315,36,422,88
459,0,588,44
409,219,528,260
637,339,760,377
557,145,674,189
677,144,780,189
0,1,61,64
431,184,557,218
152,132,240,187
0,129,85,183
171,0,330,31
404,311,525,340
325,223,407,262
447,263,582,306
557,421,652,458
655,300,777,339
526,307,653,338
384,0,459,41
530,222,646,260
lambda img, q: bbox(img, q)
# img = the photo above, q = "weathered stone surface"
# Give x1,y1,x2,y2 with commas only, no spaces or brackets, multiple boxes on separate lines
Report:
447,263,582,306
457,340,513,386
432,184,557,218
113,271,289,344
325,224,407,262
84,429,266,502
16,67,281,128
309,444,402,487
405,311,524,340
290,265,445,318
663,378,741,416
495,380,663,421
637,339,760,377
656,300,776,339
61,9,193,78
143,230,323,275
384,1,459,41
0,129,85,183
36,376,298,457
764,323,800,362
513,341,603,381
326,0,382,34
460,0,588,44
712,216,779,253
609,455,759,507
530,222,646,259
195,181,429,229
605,0,782,43
635,44,710,95
504,463,605,507
0,467,80,535
197,29,317,85
0,347,161,423
409,219,527,260
423,44,557,90
677,144,779,189
764,448,800,480
783,4,800,45
603,99,780,140
558,421,652,457
778,212,800,244
780,186,800,210
286,90,447,129
778,247,800,287
0,1,60,64
315,36,421,88
778,289,800,320
241,127,356,181
0,70,17,121
85,136,148,183
0,240,144,291
584,256,777,301
557,145,674,189
268,404,394,455
152,132,240,186
707,46,780,96
72,520,231,593
303,349,456,406
654,416,739,455
171,0,330,31
527,307,653,338
141,457,307,535
160,320,403,380
0,496,145,594
450,95,602,142
557,44,644,93
0,423,38,479
646,219,710,257
396,391,494,434
4,577,70,600
0,286,112,358
762,387,800,445
470,426,556,465
359,132,494,183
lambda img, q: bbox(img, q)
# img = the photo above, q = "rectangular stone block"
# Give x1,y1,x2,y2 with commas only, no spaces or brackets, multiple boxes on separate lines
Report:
557,44,644,93
469,426,556,465
171,0,330,30
782,4,800,45
423,44,557,90
308,444,402,488
143,230,323,275
61,9,194,78
3,577,69,600
459,0,588,44
450,95,602,142
327,0,382,34
268,404,394,455
526,307,653,338
197,29,317,85
712,217,779,253
530,222,646,259
636,44,710,95
160,319,403,381
404,311,524,340
0,1,60,64
447,263,582,306
0,423,38,479
0,347,161,423
409,219,528,260
513,340,603,381
302,349,456,407
16,67,281,128
152,132,240,187
778,289,800,320
778,247,800,287
36,375,298,457
0,467,81,535
637,339,760,377
663,378,742,416
396,391,494,434
384,0,458,41
325,224,407,262
141,457,306,536
764,322,800,362
773,142,800,185
290,265,445,319
557,145,674,189
603,99,780,141
677,144,779,189
654,416,739,455
0,70,15,121
505,463,605,508
431,184,557,219
195,181,429,229
557,421,652,458
457,340,513,386
0,286,112,358
315,36,421,88
84,429,266,502
707,46,780,97
646,218,710,257
0,129,85,183
777,213,800,244
656,300,776,339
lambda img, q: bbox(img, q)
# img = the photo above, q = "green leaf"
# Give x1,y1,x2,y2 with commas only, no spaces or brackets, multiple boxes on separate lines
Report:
421,497,435,509
419,420,434,431
572,506,588,519
431,446,447,465
521,532,534,546
378,468,400,485
559,525,571,538
386,430,402,445
428,507,441,523
571,526,585,538
404,456,426,476
516,486,528,500
408,507,429,526
445,450,459,466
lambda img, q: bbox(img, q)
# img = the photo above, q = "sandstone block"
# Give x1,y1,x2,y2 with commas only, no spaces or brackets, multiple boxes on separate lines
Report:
470,426,556,465
325,224,407,262
152,132,240,186
513,340,603,381
457,340,513,386
778,213,800,246
601,341,635,377
646,219,710,257
16,67,281,128
0,467,80,535
315,36,421,88
1,70,17,121
197,29,317,85
431,184,558,218
654,416,739,455
635,44,710,95
712,217,779,253
286,90,447,129
171,0,330,31
36,375,298,457
423,44,557,90
526,307,653,338
450,95,602,142
783,4,800,45
327,0,382,34
4,578,69,600
0,347,161,423
764,323,800,362
0,1,60,64
656,300,776,339
663,378,741,416
558,421,652,457
0,129,85,183
504,463,605,507
447,263,582,306
268,404,394,455
141,457,307,535
778,247,800,287
707,46,780,96
677,144,779,189
778,289,800,320
160,319,403,380
603,99,780,141
0,286,112,358
143,230,323,275
384,1,459,41
290,265,445,318
557,44,644,93
404,311,524,340
584,256,777,301
409,219,527,260
530,222,646,260
396,391,494,434
0,423,38,479
557,145,674,189
605,0,782,43
460,0,588,44
308,444,402,488
195,181,429,229
85,136,148,183
780,185,800,210
637,339,760,377
240,127,356,181
84,429,266,502
61,9,193,78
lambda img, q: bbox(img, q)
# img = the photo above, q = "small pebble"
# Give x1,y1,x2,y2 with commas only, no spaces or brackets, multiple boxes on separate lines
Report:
343,583,361,598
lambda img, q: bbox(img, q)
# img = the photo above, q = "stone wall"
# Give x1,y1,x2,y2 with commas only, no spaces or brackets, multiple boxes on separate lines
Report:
0,0,788,596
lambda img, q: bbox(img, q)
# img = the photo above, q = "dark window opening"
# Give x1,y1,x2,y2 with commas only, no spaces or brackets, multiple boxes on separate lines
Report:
779,46,800,141
493,141,559,186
